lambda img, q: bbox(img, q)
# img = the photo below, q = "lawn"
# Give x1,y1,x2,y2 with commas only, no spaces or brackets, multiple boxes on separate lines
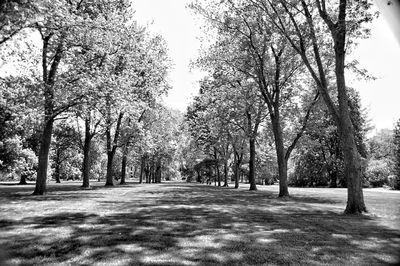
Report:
0,181,399,265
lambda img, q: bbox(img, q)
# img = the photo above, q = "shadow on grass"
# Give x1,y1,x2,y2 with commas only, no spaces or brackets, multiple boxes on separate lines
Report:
0,181,135,203
0,183,399,265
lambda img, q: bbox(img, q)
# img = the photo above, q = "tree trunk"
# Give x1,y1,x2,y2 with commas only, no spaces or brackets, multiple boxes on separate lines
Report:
234,162,240,189
151,163,155,183
19,173,27,185
105,151,115,186
155,158,162,183
233,152,240,189
82,117,92,188
33,119,53,195
139,156,144,184
145,165,150,183
248,138,257,191
216,164,221,187
213,166,216,186
196,169,201,183
329,170,338,188
334,19,366,213
133,166,137,179
340,120,365,213
223,160,228,187
120,146,128,185
105,112,123,187
54,162,61,183
33,35,63,195
271,115,289,197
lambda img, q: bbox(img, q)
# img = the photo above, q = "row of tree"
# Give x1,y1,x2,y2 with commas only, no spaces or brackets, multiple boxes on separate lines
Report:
0,0,182,194
183,0,383,214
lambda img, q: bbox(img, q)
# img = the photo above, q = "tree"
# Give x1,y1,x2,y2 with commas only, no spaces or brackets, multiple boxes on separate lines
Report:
0,76,39,184
367,128,397,188
253,0,374,213
76,109,102,188
191,0,319,196
26,0,134,195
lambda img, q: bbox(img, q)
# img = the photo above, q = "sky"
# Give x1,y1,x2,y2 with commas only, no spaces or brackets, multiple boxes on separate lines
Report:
133,0,204,113
133,0,400,131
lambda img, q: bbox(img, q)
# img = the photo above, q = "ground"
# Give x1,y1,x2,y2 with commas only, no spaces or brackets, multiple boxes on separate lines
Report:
0,182,399,266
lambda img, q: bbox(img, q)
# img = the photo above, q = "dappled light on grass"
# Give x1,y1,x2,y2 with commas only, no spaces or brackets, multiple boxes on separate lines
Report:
0,182,399,265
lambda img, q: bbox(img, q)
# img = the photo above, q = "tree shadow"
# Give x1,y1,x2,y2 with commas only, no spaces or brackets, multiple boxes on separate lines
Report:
0,183,399,265
0,181,138,203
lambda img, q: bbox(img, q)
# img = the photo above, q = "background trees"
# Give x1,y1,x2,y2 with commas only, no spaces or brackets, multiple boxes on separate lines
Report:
291,88,369,188
191,0,321,196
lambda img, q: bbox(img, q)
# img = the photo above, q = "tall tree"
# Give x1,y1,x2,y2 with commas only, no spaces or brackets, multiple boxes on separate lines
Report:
254,0,374,213
29,0,132,195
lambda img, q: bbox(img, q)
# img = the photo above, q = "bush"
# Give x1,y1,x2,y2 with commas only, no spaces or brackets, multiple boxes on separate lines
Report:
365,159,390,187
387,175,400,190
289,151,329,187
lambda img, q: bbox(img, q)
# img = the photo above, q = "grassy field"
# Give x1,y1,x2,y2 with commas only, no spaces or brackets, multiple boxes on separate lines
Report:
0,181,399,265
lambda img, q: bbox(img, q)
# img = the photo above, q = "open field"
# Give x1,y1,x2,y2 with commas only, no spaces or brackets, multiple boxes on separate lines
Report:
0,181,399,265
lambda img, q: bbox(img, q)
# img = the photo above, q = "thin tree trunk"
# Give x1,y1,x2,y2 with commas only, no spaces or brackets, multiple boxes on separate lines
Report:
133,166,137,179
248,138,257,191
213,166,216,186
233,152,239,189
120,146,128,185
145,165,150,183
151,163,155,183
155,158,162,183
223,160,228,187
105,151,115,186
329,170,338,188
82,116,92,188
139,156,144,184
216,165,221,187
234,160,240,189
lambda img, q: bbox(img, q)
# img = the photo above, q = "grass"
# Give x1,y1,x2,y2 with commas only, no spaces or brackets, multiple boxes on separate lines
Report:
0,181,399,265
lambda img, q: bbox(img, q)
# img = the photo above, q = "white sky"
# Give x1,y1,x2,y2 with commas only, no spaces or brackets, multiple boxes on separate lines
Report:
133,0,400,131
133,0,204,113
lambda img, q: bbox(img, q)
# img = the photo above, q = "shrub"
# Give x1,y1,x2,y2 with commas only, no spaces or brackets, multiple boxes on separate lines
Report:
387,175,400,190
365,159,390,187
